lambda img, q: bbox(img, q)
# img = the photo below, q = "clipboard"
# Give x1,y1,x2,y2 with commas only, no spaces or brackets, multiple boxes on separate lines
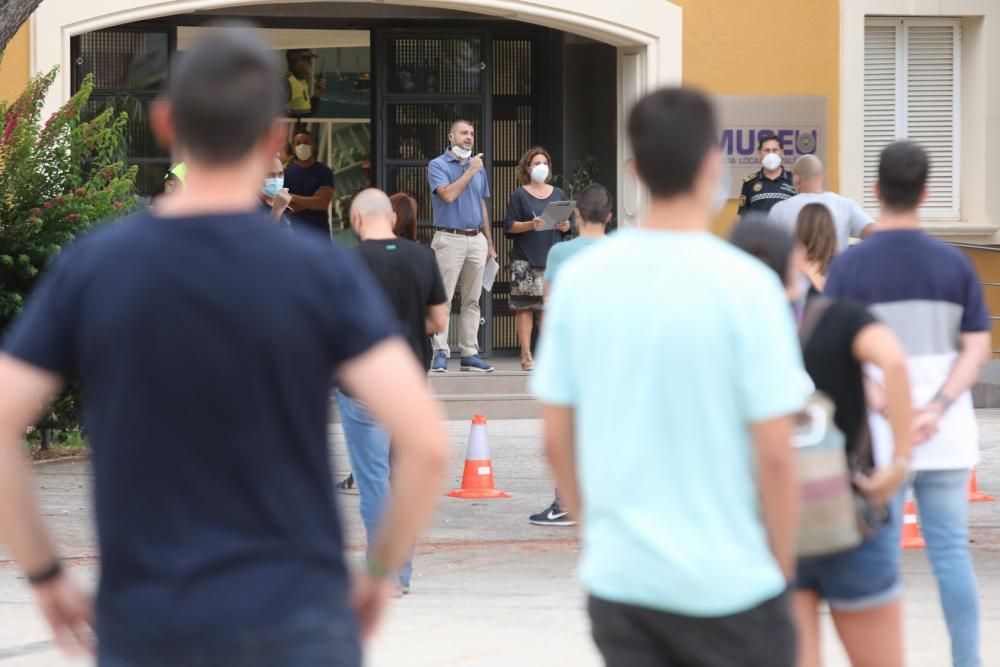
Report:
537,200,575,230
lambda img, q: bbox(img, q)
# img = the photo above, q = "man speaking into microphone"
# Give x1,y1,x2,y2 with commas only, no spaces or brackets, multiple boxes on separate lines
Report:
427,120,497,373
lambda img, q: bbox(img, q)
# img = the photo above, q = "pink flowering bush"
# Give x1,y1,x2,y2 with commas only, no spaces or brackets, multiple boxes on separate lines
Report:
1,67,138,442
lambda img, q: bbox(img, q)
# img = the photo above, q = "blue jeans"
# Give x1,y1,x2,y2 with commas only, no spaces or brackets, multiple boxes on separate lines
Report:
335,391,413,588
99,606,360,666
897,469,980,667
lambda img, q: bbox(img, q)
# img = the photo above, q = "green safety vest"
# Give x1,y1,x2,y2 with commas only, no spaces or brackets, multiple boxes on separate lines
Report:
287,74,312,113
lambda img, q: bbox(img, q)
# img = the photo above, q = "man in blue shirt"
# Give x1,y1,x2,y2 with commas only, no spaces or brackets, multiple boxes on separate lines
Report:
285,129,335,238
0,27,448,665
427,120,496,373
531,88,803,666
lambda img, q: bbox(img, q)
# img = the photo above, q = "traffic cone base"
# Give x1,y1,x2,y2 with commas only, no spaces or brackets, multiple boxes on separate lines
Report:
902,500,924,550
447,415,510,499
968,470,994,503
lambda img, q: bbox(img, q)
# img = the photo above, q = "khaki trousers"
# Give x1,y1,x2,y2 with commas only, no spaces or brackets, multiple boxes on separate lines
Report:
430,230,487,357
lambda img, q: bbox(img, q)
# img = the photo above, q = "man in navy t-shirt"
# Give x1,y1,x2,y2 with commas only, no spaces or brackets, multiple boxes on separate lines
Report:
0,27,448,665
285,129,335,238
825,141,991,667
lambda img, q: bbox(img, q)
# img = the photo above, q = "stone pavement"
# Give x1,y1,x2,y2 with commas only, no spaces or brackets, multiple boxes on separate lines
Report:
2,413,1000,666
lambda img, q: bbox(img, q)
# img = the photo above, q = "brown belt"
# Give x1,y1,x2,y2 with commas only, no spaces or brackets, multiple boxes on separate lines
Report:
434,227,480,237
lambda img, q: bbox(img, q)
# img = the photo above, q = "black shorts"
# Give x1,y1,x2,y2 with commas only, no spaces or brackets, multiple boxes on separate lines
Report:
588,592,795,667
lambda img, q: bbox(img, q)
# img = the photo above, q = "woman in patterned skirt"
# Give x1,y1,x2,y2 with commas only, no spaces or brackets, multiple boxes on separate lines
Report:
502,147,572,370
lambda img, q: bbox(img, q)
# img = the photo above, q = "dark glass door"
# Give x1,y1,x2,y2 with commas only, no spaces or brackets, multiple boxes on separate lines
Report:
376,31,491,354
376,30,539,356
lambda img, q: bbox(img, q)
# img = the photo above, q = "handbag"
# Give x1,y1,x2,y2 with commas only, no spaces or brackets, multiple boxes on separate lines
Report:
794,297,876,558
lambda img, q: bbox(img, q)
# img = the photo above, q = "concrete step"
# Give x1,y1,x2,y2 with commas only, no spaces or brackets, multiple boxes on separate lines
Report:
428,370,530,396
434,393,539,421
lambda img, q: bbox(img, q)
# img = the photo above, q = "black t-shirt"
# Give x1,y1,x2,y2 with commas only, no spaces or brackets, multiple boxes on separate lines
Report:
355,238,447,370
2,211,397,652
801,298,877,464
503,186,571,267
284,161,335,236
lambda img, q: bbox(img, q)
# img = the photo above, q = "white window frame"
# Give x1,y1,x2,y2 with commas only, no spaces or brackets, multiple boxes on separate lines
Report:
864,17,962,220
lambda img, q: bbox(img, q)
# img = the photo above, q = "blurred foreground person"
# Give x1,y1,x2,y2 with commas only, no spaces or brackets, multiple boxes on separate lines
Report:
0,25,447,667
732,215,914,667
531,87,804,667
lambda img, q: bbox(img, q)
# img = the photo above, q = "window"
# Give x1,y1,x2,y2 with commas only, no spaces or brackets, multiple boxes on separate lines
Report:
864,18,961,218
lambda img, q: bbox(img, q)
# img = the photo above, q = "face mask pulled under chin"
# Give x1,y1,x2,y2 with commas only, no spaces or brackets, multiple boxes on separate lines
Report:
451,145,472,160
294,145,313,161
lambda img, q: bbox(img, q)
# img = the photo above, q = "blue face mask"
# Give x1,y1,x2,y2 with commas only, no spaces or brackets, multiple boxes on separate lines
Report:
263,177,284,198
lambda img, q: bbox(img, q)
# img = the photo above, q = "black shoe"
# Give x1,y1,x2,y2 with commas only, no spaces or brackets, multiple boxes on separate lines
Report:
529,501,576,526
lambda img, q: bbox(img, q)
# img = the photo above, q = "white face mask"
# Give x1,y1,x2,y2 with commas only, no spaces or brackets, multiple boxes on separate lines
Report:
762,153,783,171
295,144,313,161
452,145,472,160
530,164,549,183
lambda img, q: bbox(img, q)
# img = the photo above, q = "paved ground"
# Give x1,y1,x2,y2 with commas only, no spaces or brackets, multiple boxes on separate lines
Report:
2,413,1000,666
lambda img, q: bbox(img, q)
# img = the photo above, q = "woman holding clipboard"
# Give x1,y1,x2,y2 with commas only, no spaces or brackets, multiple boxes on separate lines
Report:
503,147,573,370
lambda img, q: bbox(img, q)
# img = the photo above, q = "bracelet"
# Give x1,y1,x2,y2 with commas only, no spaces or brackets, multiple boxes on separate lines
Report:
932,391,954,412
26,559,63,586
366,558,390,580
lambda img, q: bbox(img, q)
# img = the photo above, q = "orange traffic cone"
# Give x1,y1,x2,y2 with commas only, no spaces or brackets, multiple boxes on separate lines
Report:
968,469,994,503
447,414,510,499
901,496,925,550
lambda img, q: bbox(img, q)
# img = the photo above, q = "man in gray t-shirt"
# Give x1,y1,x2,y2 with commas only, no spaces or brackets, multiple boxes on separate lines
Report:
768,155,875,253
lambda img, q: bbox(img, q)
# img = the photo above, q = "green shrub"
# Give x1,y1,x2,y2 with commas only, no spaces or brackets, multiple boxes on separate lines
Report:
0,67,138,443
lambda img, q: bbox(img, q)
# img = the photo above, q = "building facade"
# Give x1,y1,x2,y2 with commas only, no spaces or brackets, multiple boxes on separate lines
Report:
1,0,999,353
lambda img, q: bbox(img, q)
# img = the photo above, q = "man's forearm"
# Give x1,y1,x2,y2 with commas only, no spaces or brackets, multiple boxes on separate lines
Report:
937,333,992,405
292,190,334,212
0,440,59,575
437,170,476,204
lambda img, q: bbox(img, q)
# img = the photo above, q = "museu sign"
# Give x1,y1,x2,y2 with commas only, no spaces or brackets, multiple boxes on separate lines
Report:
714,96,828,198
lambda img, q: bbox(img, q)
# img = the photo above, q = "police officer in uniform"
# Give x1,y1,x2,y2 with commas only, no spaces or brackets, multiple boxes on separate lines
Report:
738,133,797,216
282,49,326,117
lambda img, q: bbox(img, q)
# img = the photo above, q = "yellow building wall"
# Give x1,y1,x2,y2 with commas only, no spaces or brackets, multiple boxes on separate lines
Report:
0,24,31,105
672,0,840,238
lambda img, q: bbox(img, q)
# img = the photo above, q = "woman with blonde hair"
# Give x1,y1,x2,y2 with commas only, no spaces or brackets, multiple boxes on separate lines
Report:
502,147,572,370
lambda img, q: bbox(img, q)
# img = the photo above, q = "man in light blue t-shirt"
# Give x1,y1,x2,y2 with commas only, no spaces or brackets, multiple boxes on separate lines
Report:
531,88,805,666
528,182,612,528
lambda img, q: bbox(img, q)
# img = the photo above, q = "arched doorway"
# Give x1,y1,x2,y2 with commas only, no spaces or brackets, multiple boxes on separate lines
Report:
32,0,681,228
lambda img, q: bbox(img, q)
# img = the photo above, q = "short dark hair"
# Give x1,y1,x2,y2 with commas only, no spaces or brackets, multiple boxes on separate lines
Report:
729,213,795,286
627,87,717,198
576,183,612,223
878,141,928,212
795,203,837,275
167,23,283,165
293,129,313,141
758,134,781,150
